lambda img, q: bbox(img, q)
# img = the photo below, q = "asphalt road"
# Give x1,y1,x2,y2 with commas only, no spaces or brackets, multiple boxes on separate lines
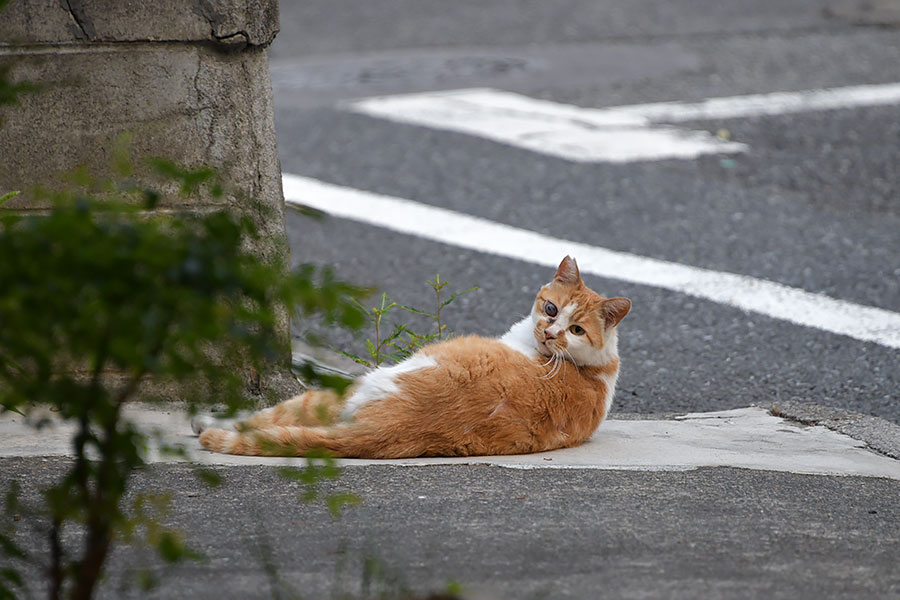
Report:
270,0,900,422
3,458,900,600
4,4,900,600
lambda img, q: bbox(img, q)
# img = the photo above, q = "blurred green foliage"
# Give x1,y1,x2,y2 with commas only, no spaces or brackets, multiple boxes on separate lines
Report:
277,449,361,518
0,156,368,599
0,6,460,593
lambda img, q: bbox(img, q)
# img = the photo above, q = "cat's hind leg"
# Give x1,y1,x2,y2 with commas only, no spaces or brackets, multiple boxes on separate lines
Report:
199,414,429,458
236,388,348,431
199,423,357,457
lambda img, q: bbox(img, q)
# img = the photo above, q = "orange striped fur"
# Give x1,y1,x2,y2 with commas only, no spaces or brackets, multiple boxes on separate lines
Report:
199,256,630,459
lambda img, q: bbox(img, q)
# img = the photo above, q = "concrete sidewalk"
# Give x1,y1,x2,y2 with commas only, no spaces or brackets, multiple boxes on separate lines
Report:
2,404,900,480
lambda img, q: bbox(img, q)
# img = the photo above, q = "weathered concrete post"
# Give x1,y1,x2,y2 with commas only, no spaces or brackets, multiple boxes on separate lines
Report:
0,0,301,401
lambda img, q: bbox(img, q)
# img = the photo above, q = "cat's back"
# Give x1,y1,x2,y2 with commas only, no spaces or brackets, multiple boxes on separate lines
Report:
423,333,540,378
409,333,593,405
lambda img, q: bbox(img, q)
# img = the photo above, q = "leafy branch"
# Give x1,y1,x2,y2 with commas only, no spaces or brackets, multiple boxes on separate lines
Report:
0,157,369,599
338,276,478,368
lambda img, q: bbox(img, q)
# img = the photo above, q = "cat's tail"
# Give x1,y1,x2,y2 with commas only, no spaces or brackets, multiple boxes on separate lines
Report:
198,423,379,458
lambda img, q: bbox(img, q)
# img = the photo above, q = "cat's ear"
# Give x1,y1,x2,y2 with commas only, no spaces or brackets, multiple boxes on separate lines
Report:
602,297,631,329
553,255,582,285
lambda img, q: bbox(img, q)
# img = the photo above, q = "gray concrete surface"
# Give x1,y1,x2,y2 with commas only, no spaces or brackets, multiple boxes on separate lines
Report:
3,1,899,598
1,0,278,46
762,400,900,461
5,405,900,479
0,0,285,245
2,457,899,599
3,401,900,598
0,0,300,401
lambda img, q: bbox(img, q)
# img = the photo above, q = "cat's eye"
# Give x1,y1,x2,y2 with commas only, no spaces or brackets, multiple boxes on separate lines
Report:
544,301,558,317
569,325,585,335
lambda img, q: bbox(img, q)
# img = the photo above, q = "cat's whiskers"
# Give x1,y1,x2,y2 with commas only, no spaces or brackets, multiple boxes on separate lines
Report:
536,327,580,380
537,353,557,379
538,361,553,380
539,351,565,380
562,347,577,372
558,348,572,378
551,355,564,379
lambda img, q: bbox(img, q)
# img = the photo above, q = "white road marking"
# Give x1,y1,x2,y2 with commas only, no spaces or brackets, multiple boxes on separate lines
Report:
2,407,898,479
608,81,900,123
283,174,900,349
348,88,746,163
347,83,900,163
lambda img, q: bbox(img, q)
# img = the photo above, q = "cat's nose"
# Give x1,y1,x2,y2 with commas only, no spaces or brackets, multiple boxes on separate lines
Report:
544,330,557,340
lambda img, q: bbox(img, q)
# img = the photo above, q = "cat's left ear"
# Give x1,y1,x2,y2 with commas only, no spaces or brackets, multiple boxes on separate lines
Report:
602,297,631,329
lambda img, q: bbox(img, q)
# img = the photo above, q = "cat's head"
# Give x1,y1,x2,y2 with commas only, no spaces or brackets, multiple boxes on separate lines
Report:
531,256,631,366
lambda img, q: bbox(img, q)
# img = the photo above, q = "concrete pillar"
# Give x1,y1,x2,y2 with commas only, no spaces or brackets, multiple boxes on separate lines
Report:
0,0,302,402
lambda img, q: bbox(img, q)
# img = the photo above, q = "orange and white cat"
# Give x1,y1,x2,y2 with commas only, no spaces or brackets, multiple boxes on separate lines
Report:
198,256,630,458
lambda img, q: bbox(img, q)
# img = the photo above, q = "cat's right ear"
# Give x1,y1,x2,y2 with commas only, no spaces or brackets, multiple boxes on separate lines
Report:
553,255,582,285
602,297,631,329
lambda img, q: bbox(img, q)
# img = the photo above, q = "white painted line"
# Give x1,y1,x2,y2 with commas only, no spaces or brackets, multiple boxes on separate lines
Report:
608,82,900,123
283,174,900,349
2,407,898,479
347,83,900,163
348,88,747,163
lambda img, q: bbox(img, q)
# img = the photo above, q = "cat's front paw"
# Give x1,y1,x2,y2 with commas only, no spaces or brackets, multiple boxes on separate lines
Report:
190,415,217,435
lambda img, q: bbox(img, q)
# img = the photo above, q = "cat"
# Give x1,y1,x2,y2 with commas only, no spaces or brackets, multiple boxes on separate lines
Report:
198,256,630,458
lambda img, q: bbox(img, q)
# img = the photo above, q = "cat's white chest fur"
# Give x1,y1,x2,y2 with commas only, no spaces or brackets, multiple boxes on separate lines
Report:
499,315,540,357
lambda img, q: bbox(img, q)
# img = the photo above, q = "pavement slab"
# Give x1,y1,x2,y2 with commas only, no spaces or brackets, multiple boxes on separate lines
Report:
2,404,899,480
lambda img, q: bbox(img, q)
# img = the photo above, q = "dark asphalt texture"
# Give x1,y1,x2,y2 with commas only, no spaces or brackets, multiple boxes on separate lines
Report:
271,0,900,423
5,4,900,600
270,0,855,59
3,458,899,599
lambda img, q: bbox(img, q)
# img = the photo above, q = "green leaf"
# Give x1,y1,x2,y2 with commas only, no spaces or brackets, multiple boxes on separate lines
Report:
292,361,355,395
427,274,449,291
286,203,327,220
0,405,25,417
194,468,222,488
326,492,361,518
155,531,201,563
147,158,216,195
0,567,23,588
137,569,158,591
397,304,436,318
0,535,25,560
0,65,40,110
331,349,372,368
441,287,479,308
156,533,183,562
0,191,19,206
275,466,305,482
445,580,464,596
111,133,134,177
